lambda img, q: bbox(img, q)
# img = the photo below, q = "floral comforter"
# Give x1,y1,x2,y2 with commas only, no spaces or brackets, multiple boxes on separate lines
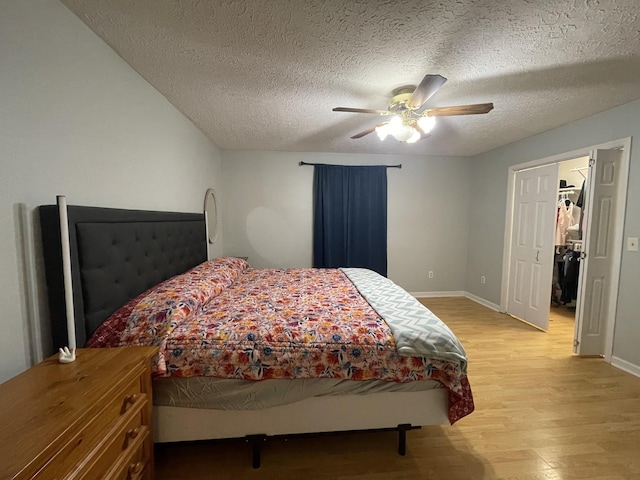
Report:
87,257,474,423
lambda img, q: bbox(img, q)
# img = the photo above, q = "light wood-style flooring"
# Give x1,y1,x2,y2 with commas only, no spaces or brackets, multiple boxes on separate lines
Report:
155,298,640,479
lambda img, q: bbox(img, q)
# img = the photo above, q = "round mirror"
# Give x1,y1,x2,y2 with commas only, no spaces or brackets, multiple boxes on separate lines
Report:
204,188,219,244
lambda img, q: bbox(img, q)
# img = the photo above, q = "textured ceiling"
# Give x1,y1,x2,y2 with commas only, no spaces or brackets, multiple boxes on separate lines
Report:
60,0,640,157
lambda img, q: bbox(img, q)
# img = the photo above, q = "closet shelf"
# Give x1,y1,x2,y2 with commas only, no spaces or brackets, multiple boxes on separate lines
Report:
570,166,589,179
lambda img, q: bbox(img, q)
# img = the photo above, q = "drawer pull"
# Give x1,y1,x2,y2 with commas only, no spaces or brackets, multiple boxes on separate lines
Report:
128,461,144,479
124,426,141,449
121,393,139,413
127,427,141,440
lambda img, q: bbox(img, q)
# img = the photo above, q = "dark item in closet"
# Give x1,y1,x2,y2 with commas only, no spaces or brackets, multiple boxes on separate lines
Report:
577,180,586,240
576,180,586,208
559,249,581,304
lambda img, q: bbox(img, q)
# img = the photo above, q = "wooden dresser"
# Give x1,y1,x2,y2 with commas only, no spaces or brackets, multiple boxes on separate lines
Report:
0,347,158,480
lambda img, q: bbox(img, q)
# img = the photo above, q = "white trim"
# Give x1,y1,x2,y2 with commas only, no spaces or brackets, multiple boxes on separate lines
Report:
412,291,502,312
464,293,502,312
411,291,465,298
611,356,640,379
501,169,516,312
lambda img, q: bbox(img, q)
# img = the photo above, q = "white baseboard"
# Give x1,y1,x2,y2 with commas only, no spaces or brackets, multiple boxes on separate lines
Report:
611,356,640,378
463,292,502,312
411,291,465,298
411,291,502,313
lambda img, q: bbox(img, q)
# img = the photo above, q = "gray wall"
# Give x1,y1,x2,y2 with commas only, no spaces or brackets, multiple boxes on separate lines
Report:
465,99,640,368
0,0,223,381
221,151,471,294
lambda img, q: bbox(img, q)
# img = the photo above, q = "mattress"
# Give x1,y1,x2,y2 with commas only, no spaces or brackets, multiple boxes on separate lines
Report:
153,376,443,410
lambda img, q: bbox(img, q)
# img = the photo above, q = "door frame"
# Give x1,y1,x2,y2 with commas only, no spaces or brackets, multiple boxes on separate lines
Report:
500,137,631,362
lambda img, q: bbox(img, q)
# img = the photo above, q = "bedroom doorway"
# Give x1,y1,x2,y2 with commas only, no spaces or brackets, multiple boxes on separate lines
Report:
501,138,630,361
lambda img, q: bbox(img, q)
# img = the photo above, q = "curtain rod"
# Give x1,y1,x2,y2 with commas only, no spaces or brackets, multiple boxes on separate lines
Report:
298,161,401,169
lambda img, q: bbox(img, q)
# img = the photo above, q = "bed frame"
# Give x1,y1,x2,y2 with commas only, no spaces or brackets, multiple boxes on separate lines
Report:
38,202,449,466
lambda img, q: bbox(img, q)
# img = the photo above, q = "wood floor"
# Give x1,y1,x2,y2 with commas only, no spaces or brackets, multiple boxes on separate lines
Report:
154,298,640,479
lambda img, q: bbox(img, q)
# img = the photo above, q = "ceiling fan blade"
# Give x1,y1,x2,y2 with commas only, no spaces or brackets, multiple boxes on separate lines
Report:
350,122,386,139
406,74,447,109
333,107,392,115
425,103,494,116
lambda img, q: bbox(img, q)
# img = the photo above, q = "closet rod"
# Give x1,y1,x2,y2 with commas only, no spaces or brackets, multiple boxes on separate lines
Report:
298,161,402,169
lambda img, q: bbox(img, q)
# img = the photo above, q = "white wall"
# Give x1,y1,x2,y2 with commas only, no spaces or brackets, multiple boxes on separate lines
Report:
0,0,223,381
221,151,470,294
465,99,640,369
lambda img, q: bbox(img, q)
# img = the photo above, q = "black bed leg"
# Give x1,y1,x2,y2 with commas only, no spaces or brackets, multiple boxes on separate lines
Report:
246,434,267,468
397,424,411,456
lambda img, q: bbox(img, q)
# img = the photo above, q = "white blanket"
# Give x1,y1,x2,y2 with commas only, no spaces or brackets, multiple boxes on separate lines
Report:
341,268,468,374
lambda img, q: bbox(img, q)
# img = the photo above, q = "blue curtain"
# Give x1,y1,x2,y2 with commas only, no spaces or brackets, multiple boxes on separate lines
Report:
313,164,388,276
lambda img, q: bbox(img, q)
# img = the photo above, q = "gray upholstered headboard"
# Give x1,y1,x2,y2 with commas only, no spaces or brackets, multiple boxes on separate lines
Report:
39,205,207,350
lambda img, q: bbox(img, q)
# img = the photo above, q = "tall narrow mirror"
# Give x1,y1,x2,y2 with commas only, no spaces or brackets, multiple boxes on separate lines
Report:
204,188,218,248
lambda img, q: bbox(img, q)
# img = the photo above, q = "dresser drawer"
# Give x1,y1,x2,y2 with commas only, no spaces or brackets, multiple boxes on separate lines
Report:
105,426,151,480
32,375,146,480
77,403,147,479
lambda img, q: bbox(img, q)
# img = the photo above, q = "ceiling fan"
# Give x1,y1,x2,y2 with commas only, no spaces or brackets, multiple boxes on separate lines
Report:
333,74,494,143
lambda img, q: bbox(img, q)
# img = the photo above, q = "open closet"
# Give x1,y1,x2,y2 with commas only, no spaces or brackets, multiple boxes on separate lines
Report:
504,141,629,359
504,156,589,333
551,157,589,327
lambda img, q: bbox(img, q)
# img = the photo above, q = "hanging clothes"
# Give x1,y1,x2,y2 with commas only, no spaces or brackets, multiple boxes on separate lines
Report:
567,203,581,240
555,200,574,246
551,247,566,305
559,248,581,304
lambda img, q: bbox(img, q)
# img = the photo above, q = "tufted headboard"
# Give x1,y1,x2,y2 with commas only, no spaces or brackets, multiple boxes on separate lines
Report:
39,205,207,350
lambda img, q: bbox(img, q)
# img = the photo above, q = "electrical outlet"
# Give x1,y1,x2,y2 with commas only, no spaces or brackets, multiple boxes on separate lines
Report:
480,276,486,284
428,271,434,279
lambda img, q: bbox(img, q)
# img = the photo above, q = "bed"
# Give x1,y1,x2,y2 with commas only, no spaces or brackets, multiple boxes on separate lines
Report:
38,202,473,465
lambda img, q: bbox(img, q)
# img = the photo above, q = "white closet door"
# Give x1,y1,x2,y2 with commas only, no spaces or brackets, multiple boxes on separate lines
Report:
574,149,621,355
507,163,558,330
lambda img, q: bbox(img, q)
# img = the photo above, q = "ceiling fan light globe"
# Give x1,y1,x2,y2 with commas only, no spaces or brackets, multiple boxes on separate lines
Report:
417,116,436,133
388,115,403,136
375,124,389,140
406,129,421,143
393,124,415,142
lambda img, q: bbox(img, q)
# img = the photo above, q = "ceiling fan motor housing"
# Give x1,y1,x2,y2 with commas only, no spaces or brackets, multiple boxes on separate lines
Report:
388,85,416,111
